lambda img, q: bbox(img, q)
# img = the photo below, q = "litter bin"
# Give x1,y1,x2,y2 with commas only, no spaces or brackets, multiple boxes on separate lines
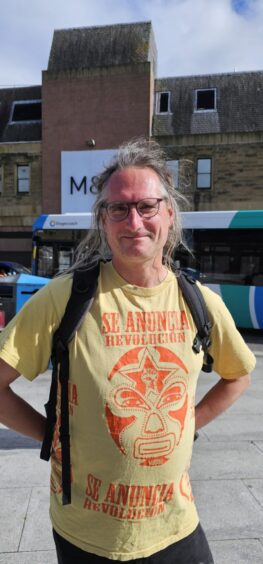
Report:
0,275,18,328
15,273,49,312
0,273,49,330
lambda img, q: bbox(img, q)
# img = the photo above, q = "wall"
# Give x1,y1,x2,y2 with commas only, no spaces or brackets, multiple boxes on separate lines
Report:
159,132,263,211
0,142,42,264
42,63,154,213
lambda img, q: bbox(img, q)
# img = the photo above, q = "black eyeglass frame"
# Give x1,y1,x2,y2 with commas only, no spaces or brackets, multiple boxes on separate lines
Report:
102,198,166,222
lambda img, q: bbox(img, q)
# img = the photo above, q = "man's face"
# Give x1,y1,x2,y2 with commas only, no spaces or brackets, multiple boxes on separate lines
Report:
101,167,174,267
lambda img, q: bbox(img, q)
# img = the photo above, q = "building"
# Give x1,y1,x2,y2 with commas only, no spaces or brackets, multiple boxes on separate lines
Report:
0,21,263,265
153,72,263,210
42,22,156,213
0,86,42,266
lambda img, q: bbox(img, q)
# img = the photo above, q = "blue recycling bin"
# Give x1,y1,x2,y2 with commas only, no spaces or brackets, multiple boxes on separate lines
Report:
15,273,49,312
0,273,49,329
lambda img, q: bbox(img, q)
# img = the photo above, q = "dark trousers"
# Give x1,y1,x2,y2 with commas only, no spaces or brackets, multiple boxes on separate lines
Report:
53,523,214,563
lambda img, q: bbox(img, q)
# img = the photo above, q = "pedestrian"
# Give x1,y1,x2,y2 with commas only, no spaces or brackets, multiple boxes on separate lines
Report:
0,138,256,563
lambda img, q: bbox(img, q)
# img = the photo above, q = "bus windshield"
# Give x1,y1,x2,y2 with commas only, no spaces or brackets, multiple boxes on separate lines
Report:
32,213,94,277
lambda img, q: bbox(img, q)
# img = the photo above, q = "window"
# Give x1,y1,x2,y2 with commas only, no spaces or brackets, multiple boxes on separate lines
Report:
0,166,3,194
167,160,179,189
176,228,263,286
156,92,171,114
10,100,41,123
195,89,216,111
17,165,30,193
196,158,212,189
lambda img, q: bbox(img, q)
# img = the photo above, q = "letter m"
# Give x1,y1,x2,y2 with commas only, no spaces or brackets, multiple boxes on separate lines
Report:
70,176,87,194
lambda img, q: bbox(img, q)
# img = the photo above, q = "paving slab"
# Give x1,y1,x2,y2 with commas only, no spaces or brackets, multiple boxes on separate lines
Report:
0,428,40,449
255,440,263,453
0,550,57,564
19,487,53,552
10,372,50,415
220,389,263,414
191,440,263,480
243,479,263,508
210,539,263,564
196,372,262,415
0,449,50,488
192,479,263,540
201,413,263,442
0,488,31,552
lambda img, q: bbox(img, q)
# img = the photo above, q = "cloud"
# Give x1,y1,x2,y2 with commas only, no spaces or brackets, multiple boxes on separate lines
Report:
0,0,263,86
147,0,263,76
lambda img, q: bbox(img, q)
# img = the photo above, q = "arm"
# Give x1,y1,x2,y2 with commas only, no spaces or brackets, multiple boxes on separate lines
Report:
0,358,46,442
195,373,251,431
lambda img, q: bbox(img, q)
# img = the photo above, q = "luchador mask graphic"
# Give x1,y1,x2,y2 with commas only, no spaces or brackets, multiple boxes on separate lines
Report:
105,346,188,466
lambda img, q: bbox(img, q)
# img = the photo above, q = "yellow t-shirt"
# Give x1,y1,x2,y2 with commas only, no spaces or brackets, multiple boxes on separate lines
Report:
0,262,256,560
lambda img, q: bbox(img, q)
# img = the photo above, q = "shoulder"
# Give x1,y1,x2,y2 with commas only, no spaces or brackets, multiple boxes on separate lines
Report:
13,273,74,324
195,281,232,326
35,273,73,317
195,281,256,377
43,273,73,299
175,273,227,325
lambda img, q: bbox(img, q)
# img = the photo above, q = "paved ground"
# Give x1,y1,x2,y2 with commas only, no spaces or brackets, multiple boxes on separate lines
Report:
0,331,262,564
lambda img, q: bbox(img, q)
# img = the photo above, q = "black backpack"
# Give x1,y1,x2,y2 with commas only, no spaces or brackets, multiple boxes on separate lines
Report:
40,263,213,505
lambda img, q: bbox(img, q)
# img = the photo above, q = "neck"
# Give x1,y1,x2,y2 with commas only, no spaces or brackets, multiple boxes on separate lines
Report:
112,258,168,287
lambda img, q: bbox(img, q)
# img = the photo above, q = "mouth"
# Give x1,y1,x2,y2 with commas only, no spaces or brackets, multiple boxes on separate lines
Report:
121,233,150,240
134,434,175,458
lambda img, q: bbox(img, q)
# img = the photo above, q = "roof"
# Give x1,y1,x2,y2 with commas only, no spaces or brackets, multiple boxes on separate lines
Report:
47,21,157,74
153,71,263,136
0,85,42,143
1,57,263,142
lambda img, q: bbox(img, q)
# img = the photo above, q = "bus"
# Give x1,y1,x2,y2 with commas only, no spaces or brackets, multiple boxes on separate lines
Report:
32,213,94,278
32,210,263,329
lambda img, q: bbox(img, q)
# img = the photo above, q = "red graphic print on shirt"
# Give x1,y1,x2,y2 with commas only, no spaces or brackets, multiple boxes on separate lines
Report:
105,346,188,466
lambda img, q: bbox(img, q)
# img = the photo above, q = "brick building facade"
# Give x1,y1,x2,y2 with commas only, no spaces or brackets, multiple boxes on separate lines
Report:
154,73,263,210
0,86,42,266
0,21,263,265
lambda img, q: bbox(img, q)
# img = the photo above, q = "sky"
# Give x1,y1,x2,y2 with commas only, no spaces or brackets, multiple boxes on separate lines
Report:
1,0,263,87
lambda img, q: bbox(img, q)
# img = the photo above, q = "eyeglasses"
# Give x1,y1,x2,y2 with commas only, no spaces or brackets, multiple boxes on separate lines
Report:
102,198,165,222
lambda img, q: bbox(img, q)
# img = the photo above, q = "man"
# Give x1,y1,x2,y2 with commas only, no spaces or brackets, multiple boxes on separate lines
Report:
0,139,256,563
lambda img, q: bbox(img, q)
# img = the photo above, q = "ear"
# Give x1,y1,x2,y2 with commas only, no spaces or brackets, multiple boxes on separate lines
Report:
167,204,174,227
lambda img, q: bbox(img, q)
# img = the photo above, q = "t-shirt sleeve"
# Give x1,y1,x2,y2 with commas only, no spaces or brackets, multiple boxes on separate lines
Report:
0,275,72,380
197,283,256,379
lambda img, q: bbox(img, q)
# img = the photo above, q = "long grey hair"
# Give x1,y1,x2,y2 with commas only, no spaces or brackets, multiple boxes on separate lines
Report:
68,138,188,272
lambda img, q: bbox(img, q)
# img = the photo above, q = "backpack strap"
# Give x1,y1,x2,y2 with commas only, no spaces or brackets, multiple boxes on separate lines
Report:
40,262,100,505
177,272,214,373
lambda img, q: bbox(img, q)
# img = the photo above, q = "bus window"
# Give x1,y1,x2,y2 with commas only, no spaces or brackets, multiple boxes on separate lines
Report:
176,228,263,286
240,255,261,284
58,249,74,272
38,246,54,278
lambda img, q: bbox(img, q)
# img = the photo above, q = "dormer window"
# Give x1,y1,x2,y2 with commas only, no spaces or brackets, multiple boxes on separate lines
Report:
156,92,171,114
195,89,216,112
10,100,42,123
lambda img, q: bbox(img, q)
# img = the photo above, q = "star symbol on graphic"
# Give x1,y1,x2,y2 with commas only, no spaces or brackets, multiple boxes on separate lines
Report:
118,347,179,394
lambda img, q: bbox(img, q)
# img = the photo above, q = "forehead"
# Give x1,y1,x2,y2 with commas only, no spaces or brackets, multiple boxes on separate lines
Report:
106,166,164,200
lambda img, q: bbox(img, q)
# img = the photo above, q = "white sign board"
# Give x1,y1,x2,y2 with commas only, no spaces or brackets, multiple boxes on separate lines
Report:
61,150,116,213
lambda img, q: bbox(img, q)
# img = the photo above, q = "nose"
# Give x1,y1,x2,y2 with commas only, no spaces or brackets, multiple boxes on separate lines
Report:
144,413,165,434
126,206,143,228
